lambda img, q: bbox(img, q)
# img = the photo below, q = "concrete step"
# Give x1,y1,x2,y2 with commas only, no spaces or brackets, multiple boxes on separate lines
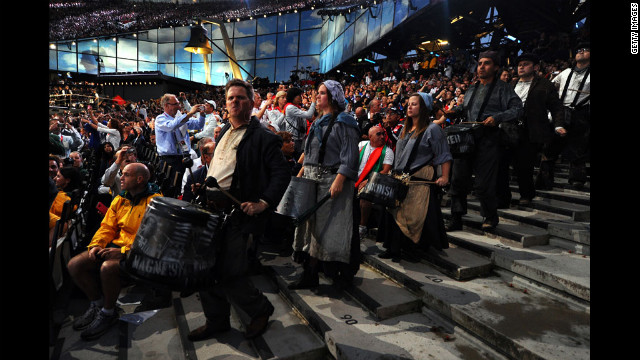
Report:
361,238,492,281
445,230,590,303
508,185,590,206
177,274,328,360
178,291,260,359
510,193,590,222
259,244,422,321
259,249,510,360
442,209,550,248
358,247,590,359
54,285,188,360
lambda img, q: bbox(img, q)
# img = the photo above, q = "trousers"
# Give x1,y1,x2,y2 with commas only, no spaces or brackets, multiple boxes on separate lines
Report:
448,127,500,222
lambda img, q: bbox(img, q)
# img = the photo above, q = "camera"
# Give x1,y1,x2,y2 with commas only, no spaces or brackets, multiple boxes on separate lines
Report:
126,148,137,154
58,122,65,129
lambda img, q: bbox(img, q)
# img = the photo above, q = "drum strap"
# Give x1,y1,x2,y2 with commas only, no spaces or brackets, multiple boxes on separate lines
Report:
318,115,337,165
466,76,498,122
402,130,425,175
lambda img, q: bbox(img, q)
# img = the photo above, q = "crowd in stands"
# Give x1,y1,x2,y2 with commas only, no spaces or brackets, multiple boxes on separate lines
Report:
49,0,366,41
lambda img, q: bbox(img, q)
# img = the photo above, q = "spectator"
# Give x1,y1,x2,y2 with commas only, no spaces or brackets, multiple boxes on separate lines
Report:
355,125,394,240
84,110,122,149
99,145,138,199
181,137,214,197
265,91,288,130
192,100,222,144
49,155,63,179
290,80,360,290
187,79,290,342
181,140,215,203
447,51,523,231
279,87,317,155
377,92,452,260
154,93,206,175
49,166,82,246
382,106,404,149
67,162,161,341
49,118,83,159
361,99,383,140
69,151,89,180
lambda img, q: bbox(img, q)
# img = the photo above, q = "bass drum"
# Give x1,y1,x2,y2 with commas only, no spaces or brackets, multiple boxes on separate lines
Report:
358,172,408,208
124,197,223,291
276,176,318,219
444,123,479,157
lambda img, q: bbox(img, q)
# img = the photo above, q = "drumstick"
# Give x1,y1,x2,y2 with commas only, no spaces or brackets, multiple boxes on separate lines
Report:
459,121,483,124
408,180,437,185
206,177,243,206
568,88,590,94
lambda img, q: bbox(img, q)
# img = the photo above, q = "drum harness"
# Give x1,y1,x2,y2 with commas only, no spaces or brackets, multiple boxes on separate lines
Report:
391,130,436,186
310,114,340,179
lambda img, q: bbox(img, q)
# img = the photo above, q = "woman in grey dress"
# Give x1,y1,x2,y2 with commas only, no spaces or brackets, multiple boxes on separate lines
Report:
377,92,453,260
289,80,360,289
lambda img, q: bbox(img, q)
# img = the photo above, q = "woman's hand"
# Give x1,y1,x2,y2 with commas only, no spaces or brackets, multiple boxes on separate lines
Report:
330,174,346,199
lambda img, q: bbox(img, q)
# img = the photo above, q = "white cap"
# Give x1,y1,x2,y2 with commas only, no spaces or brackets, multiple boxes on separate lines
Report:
205,100,216,109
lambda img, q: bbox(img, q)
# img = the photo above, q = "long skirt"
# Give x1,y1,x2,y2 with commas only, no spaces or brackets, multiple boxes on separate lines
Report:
293,166,354,264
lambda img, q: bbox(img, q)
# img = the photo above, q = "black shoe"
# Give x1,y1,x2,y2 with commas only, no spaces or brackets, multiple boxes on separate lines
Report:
134,294,173,312
288,271,319,290
378,249,400,260
73,303,101,331
187,320,232,341
481,220,498,231
445,217,462,231
244,304,274,339
518,198,532,206
80,310,119,341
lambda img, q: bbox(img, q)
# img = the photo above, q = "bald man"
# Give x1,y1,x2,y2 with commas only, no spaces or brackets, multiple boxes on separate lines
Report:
67,162,162,341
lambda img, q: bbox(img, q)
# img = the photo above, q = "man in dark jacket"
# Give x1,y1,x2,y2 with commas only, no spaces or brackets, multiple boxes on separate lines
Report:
447,51,523,231
187,79,290,342
510,53,565,203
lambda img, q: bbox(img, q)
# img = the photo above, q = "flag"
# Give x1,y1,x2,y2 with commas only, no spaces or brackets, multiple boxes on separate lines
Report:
112,95,127,105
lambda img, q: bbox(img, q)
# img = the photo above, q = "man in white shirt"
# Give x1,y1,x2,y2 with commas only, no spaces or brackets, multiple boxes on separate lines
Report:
549,42,590,189
355,125,394,240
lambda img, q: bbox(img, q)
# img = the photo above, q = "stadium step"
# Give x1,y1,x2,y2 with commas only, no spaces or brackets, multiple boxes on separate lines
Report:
442,209,551,248
361,238,492,281
258,247,510,360
445,230,590,303
290,238,590,360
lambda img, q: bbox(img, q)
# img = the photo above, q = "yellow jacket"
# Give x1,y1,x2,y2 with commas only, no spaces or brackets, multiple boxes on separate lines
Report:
88,184,162,253
49,191,71,230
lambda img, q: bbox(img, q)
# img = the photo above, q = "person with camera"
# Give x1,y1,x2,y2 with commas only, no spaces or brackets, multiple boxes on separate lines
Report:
49,118,83,159
67,162,161,341
154,93,206,175
278,87,317,155
99,145,138,199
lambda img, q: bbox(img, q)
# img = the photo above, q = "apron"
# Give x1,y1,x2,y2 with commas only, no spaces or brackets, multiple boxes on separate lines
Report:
388,165,434,244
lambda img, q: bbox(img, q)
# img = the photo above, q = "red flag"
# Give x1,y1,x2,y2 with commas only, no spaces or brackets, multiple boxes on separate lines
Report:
112,95,127,105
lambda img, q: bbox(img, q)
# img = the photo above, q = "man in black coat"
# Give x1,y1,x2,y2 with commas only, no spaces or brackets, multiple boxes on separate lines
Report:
510,53,566,203
187,79,291,342
447,51,523,231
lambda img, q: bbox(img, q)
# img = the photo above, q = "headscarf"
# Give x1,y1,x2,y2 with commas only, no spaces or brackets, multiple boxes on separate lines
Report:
322,80,347,111
417,92,434,112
